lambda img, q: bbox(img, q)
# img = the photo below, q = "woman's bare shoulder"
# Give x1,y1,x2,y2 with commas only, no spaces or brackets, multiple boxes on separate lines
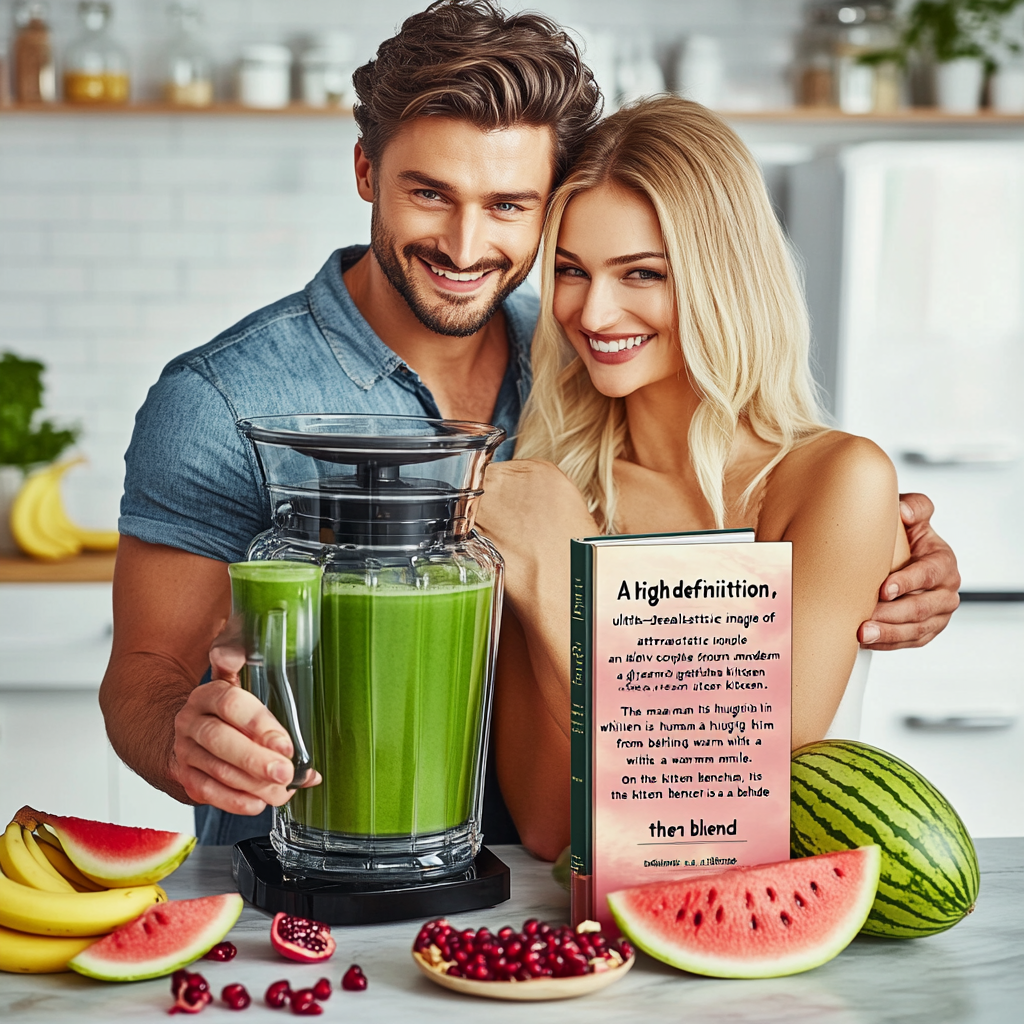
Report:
760,431,897,532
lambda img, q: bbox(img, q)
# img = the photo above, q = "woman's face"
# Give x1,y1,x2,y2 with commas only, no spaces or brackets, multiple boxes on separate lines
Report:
553,183,684,399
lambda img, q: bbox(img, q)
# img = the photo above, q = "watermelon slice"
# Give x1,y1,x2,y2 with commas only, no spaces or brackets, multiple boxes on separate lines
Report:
607,846,880,979
68,894,243,982
15,807,195,887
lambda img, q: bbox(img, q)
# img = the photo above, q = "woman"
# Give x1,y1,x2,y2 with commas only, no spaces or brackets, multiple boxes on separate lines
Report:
477,97,910,860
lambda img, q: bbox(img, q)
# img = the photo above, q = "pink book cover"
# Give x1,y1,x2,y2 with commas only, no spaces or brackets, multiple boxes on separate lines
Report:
573,537,792,932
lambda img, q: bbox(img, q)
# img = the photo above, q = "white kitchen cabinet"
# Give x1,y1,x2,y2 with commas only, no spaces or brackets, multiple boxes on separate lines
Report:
0,583,193,834
861,602,1023,838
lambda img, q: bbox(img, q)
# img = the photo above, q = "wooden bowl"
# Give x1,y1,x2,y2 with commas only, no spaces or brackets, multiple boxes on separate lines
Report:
412,949,634,1001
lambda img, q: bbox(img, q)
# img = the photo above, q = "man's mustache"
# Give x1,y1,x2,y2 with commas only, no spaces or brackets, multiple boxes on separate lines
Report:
404,244,512,276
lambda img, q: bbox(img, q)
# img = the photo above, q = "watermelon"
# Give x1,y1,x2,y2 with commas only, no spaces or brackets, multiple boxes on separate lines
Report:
791,740,979,938
607,847,880,978
68,894,243,982
15,807,195,887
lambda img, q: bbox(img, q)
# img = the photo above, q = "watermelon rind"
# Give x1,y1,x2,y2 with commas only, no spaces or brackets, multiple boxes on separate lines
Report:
67,894,243,982
608,847,881,979
51,818,196,888
791,740,979,939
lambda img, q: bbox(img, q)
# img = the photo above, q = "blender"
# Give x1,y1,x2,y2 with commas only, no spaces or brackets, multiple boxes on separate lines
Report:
229,414,509,924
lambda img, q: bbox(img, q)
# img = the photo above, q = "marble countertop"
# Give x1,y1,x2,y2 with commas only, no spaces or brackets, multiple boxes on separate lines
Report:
4,839,1021,1023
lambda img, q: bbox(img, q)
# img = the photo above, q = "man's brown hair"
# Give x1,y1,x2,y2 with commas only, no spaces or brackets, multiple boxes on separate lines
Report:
352,0,601,181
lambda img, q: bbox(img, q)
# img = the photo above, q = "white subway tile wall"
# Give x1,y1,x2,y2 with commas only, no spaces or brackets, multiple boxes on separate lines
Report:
0,0,804,527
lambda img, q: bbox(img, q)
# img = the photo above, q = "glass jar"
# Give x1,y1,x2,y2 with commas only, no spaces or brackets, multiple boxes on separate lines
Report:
233,415,506,884
238,43,291,109
64,1,129,105
300,31,354,108
12,1,56,104
794,1,901,112
160,2,212,107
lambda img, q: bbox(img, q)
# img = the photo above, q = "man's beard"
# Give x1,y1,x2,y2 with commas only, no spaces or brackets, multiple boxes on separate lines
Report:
370,204,534,338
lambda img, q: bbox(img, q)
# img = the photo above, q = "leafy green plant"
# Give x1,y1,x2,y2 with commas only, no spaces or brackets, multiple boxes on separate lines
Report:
0,351,80,469
863,0,1023,67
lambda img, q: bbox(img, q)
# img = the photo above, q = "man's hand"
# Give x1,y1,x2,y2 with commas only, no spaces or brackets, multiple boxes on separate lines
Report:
858,493,960,651
170,622,321,816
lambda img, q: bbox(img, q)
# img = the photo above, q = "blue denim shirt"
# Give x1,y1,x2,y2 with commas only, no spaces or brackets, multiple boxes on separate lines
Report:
121,247,536,563
119,246,538,845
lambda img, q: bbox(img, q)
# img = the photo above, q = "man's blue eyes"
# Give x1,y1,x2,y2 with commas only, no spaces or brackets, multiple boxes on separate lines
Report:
414,191,520,212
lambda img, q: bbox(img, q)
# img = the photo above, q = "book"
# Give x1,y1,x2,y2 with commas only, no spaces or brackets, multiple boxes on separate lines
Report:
570,530,793,931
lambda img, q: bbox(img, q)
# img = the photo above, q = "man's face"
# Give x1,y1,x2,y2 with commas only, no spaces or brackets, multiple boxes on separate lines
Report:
364,118,555,337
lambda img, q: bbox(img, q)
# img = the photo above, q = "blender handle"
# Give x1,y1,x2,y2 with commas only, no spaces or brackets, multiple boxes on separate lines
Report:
259,607,314,789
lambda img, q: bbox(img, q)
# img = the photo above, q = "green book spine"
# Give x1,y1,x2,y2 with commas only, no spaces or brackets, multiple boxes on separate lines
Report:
569,539,593,914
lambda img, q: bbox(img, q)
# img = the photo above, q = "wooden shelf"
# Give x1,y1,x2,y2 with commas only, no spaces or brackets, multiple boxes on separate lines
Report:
0,550,116,583
0,102,353,117
1,102,1022,123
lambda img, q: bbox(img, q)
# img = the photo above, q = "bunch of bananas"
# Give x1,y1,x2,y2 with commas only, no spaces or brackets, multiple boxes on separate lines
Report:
0,820,166,973
9,458,119,561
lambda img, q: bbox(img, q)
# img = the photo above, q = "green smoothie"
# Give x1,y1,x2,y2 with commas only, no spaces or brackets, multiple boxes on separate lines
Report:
289,568,493,837
228,561,322,753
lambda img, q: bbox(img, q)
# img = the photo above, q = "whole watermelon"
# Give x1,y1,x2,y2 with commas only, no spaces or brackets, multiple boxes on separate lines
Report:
791,740,978,938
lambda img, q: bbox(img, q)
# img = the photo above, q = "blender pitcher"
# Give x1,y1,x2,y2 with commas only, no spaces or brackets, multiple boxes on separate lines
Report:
236,414,505,883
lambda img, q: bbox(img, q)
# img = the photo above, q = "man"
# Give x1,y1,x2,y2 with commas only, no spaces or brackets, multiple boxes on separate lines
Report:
101,0,960,848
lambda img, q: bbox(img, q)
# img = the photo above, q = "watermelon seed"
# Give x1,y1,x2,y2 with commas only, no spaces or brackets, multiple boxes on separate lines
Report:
744,891,753,909
833,868,845,878
144,922,154,935
794,892,806,908
715,906,724,924
780,913,792,927
706,888,717,906
810,881,820,895
692,911,703,927
750,916,758,930
766,887,777,901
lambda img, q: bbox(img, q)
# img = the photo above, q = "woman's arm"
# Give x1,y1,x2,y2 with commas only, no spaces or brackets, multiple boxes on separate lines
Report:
763,433,905,747
476,460,599,859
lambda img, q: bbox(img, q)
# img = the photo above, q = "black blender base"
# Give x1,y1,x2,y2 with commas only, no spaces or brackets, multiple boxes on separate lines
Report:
232,837,510,926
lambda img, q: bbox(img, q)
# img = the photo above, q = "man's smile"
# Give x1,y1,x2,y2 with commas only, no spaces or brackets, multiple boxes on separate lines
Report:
417,256,498,295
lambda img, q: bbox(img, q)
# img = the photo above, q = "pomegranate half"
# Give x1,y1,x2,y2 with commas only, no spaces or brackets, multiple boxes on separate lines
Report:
269,913,336,963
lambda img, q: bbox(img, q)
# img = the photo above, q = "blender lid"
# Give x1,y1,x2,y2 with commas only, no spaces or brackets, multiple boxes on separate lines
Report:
237,414,505,466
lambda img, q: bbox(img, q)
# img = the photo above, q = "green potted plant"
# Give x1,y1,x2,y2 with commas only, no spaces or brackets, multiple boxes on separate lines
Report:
866,0,1023,112
0,351,80,555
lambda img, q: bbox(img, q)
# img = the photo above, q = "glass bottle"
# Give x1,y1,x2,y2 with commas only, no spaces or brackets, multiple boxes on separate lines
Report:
794,1,901,113
12,1,56,104
64,1,129,105
160,3,212,107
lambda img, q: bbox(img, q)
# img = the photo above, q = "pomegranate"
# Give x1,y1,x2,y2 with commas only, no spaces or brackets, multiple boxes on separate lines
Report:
203,941,237,962
311,977,333,1001
264,980,292,1009
289,988,322,1015
168,970,212,1014
412,918,631,983
341,964,367,991
221,984,251,1010
270,912,336,963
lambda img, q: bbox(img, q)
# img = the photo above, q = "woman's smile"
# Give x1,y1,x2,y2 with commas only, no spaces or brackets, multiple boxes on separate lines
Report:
582,331,655,362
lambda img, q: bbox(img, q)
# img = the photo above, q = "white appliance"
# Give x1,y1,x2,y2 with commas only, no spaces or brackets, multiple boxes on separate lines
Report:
789,143,1024,836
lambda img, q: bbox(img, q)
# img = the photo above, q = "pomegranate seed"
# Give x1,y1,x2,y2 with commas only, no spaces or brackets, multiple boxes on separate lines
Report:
497,926,514,941
289,989,322,1015
203,942,237,962
311,978,332,1001
618,939,634,960
264,980,291,1009
168,972,213,1014
341,965,367,992
446,965,463,977
454,950,469,965
522,918,539,936
221,984,251,1010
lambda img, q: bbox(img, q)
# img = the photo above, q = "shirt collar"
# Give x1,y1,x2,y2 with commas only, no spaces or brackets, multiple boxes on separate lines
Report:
306,245,535,403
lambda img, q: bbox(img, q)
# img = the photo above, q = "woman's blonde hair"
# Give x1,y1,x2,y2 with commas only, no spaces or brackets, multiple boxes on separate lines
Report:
514,96,828,530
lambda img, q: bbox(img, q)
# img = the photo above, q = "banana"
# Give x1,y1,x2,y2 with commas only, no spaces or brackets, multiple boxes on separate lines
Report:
0,924,97,974
0,861,164,937
0,823,74,894
8,463,79,560
9,458,119,560
35,838,105,893
19,828,77,894
34,823,62,849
